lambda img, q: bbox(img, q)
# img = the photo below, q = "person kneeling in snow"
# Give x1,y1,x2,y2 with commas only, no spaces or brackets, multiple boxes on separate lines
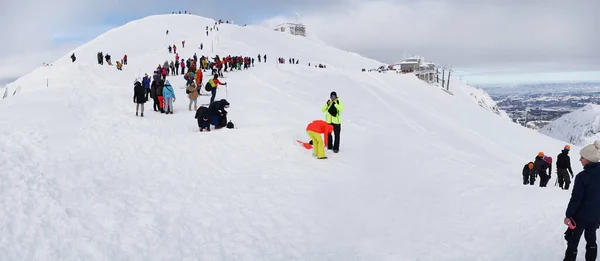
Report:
195,106,211,132
208,99,230,129
306,120,334,159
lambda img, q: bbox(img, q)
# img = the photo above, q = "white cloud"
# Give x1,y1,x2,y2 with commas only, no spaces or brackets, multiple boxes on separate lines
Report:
270,0,599,74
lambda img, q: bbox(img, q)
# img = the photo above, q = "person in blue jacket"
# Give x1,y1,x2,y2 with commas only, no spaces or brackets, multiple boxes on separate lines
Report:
563,140,600,261
162,80,176,114
142,73,151,97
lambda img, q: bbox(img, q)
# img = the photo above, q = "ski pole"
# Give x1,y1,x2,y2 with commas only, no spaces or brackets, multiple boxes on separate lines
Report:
225,84,228,97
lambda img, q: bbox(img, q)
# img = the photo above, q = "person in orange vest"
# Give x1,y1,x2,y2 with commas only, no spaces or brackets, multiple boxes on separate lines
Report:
306,120,334,159
195,68,203,86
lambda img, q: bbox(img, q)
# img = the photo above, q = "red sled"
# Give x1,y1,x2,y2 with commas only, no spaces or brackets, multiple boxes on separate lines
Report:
296,140,312,149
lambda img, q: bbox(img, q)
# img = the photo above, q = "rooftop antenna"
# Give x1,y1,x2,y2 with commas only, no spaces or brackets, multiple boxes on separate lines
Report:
295,12,301,24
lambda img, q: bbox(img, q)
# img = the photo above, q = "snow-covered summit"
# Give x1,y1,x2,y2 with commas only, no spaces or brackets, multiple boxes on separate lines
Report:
540,103,600,146
0,14,577,260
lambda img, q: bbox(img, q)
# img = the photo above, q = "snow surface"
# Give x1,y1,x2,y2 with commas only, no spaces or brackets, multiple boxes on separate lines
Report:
0,14,583,260
540,103,600,146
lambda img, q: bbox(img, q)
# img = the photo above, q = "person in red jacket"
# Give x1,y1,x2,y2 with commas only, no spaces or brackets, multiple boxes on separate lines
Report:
306,120,334,159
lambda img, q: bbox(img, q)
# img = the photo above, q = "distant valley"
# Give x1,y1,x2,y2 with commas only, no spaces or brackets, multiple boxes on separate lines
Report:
479,82,600,129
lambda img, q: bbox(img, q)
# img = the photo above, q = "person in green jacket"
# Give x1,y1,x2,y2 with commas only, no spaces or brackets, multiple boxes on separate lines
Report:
322,91,344,153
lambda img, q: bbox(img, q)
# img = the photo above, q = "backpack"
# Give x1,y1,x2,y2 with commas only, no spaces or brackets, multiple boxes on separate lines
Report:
226,121,234,129
205,81,214,92
327,102,338,117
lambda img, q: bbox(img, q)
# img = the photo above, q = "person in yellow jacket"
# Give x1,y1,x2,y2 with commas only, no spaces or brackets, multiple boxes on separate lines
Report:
321,91,344,153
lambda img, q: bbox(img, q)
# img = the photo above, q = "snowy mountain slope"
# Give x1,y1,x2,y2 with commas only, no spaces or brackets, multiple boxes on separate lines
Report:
0,14,580,260
540,103,600,146
457,81,510,118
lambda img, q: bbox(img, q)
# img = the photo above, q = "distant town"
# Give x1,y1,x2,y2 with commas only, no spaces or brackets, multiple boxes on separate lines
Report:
479,82,600,129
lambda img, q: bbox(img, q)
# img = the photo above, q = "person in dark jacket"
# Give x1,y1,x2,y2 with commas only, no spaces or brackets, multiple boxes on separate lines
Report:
558,145,575,190
156,80,165,113
195,106,211,132
522,162,535,185
208,99,230,129
563,140,600,261
133,78,147,117
97,52,103,65
150,81,159,112
71,53,76,62
534,152,551,187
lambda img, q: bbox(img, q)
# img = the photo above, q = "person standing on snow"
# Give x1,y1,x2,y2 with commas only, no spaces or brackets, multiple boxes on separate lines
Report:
142,73,151,97
306,120,334,159
182,40,185,48
123,55,128,65
97,52,103,65
162,80,176,114
175,57,180,75
522,162,535,185
563,140,600,261
150,80,160,112
173,45,177,53
534,152,551,187
187,83,198,111
321,91,344,153
71,53,76,62
180,59,186,76
205,74,226,104
133,79,147,117
558,145,575,190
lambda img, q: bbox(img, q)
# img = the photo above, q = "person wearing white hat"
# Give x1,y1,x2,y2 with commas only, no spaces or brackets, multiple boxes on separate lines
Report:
563,140,600,261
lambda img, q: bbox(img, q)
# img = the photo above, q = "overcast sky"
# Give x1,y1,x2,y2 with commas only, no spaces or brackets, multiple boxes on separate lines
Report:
1,0,598,86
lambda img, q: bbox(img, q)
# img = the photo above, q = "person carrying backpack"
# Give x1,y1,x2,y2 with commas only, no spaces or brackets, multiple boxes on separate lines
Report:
162,80,176,114
321,91,344,153
205,74,226,104
133,78,147,117
534,152,551,187
563,140,600,261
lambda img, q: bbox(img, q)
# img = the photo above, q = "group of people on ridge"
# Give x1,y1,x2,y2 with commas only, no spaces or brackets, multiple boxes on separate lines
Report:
522,145,574,189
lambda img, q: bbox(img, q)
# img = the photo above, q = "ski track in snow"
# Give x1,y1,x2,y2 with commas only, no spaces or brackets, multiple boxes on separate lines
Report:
0,14,584,260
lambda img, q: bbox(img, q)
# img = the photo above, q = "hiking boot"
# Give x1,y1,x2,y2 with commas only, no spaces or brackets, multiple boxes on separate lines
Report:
333,150,339,153
564,250,577,261
586,245,597,261
135,112,138,116
141,113,144,117
318,157,328,159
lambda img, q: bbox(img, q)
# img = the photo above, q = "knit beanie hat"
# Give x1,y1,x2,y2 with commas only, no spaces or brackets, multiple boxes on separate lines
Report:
580,140,600,163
